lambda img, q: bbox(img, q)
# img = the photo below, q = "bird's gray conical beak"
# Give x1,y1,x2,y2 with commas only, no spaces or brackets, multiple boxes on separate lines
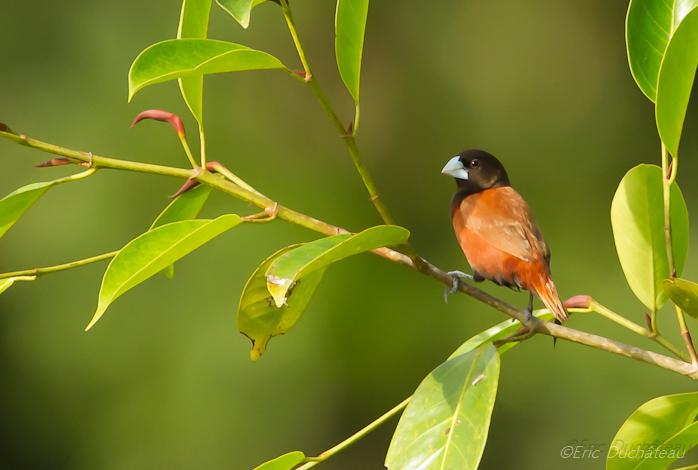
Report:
441,156,469,180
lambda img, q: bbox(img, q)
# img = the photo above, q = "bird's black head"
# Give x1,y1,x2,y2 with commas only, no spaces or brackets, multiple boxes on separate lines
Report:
441,149,511,195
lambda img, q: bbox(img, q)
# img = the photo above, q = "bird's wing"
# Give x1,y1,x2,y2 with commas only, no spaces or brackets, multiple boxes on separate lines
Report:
460,187,550,264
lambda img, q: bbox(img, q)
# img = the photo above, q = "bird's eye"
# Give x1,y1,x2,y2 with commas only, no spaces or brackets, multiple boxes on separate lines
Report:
470,159,479,168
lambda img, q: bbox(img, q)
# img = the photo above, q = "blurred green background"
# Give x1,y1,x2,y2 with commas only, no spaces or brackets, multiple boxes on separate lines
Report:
2,0,698,468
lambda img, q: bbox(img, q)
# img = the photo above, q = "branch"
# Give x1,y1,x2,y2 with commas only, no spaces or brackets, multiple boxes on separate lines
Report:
298,397,411,469
662,142,678,278
3,129,698,379
0,251,117,279
588,298,689,361
661,143,697,364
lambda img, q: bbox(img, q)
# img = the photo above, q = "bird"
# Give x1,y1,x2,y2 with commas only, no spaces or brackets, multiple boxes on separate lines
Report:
441,149,568,323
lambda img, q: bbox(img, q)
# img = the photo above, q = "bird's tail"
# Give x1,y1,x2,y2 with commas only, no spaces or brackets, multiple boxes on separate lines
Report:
535,276,568,323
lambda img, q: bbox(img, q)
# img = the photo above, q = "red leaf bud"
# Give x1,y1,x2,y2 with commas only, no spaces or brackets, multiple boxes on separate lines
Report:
131,110,186,137
563,295,591,309
35,157,71,168
169,179,200,198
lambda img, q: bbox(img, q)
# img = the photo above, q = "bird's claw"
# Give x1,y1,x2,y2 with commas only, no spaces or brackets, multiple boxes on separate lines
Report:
443,271,474,303
523,292,534,323
448,270,474,292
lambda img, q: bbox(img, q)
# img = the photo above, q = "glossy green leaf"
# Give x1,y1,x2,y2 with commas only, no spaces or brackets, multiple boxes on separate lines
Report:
656,7,698,157
0,276,36,296
177,0,213,124
251,451,305,470
450,310,554,358
610,165,688,312
129,39,285,101
87,214,242,330
149,184,212,278
266,225,409,307
159,263,175,280
150,185,212,230
607,392,698,470
178,0,212,38
386,344,500,470
335,0,369,103
626,0,698,102
0,278,16,295
239,245,325,361
663,278,698,321
217,0,268,29
0,181,54,240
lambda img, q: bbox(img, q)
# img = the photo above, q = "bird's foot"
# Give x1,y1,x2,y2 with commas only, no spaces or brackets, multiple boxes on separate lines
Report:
522,309,533,324
443,271,474,303
523,292,534,323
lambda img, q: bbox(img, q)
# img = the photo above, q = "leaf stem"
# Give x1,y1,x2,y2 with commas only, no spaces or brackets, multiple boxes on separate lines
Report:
659,143,696,361
54,167,98,184
661,142,677,279
207,161,265,198
199,124,207,169
589,299,689,361
279,0,311,77
4,130,698,378
178,134,198,168
675,305,698,365
297,397,410,469
0,251,118,279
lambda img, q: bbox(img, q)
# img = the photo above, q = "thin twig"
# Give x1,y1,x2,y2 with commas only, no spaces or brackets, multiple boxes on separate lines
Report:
661,142,677,279
676,305,698,366
660,143,697,364
297,397,411,469
0,251,118,279
589,299,689,361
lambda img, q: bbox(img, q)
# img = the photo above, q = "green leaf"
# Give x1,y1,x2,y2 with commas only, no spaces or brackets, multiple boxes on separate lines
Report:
239,245,325,361
626,0,698,102
0,276,37,296
87,214,242,330
386,344,500,470
610,165,688,312
149,184,212,278
178,0,212,38
0,278,16,295
607,392,698,470
160,263,175,280
217,0,268,29
265,225,409,307
177,0,213,124
656,7,698,157
0,182,54,240
129,39,285,101
0,279,14,295
663,278,698,321
335,0,369,103
150,185,212,230
251,451,305,470
450,310,554,358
